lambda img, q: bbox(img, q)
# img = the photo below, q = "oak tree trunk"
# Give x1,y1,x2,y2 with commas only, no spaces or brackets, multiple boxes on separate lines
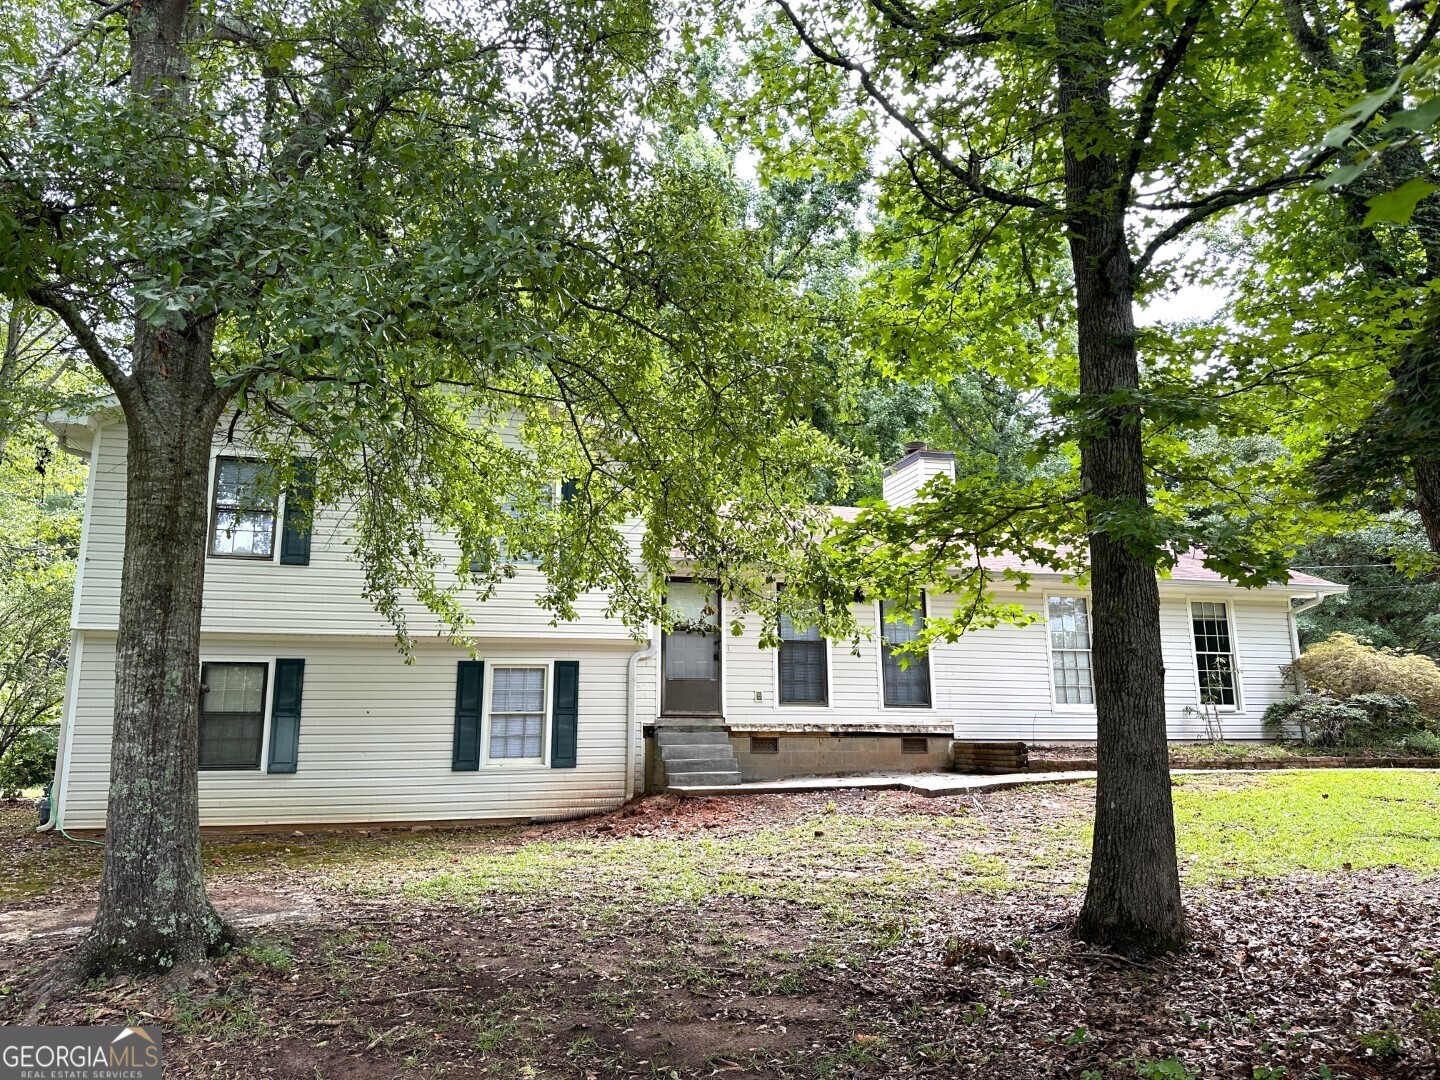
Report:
1054,0,1187,956
71,320,233,979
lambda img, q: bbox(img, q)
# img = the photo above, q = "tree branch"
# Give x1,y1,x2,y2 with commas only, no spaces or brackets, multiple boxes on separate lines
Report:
25,287,131,392
772,0,1053,212
1280,0,1338,72
1131,158,1336,279
1122,2,1205,197
1401,1,1440,68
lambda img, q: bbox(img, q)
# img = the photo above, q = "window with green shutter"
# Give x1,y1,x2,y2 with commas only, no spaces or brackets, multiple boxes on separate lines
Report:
279,460,315,565
452,661,484,770
267,659,305,773
551,660,578,768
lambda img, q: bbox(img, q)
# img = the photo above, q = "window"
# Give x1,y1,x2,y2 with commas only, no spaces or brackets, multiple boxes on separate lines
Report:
210,458,277,558
199,662,267,769
1048,596,1094,705
1192,601,1238,707
880,597,931,707
779,613,828,705
488,666,546,761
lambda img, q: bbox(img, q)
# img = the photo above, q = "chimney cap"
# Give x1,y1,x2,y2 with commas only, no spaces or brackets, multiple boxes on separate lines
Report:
903,440,929,454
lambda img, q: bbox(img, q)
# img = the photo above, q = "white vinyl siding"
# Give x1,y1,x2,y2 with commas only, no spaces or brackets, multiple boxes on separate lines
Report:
75,422,638,640
58,635,636,829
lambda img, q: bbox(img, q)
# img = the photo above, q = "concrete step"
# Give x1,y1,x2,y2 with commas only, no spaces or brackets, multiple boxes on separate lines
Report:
662,755,739,773
655,729,731,748
657,716,728,731
668,770,741,787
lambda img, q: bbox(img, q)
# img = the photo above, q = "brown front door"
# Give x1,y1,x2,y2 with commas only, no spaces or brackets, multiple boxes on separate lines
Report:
662,580,722,716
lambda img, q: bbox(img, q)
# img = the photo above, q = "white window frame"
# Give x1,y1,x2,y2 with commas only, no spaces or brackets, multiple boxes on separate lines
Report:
1186,596,1245,714
207,454,285,564
482,660,552,767
197,656,275,774
772,613,834,710
1043,593,1097,711
875,596,935,712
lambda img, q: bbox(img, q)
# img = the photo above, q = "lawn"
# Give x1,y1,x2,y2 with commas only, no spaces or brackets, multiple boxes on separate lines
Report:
1,770,1437,1078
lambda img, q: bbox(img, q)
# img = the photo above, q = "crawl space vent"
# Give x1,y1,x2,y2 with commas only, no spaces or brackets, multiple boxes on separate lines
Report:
750,736,780,755
900,737,929,755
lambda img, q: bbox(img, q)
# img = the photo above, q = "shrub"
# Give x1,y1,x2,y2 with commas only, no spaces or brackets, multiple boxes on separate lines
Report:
1262,691,1436,749
1293,633,1440,715
0,724,58,797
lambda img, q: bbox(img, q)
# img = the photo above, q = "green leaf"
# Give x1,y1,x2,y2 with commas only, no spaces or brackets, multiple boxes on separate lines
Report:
1361,178,1440,227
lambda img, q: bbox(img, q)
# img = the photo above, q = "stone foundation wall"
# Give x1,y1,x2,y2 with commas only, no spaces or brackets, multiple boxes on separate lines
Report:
730,732,952,782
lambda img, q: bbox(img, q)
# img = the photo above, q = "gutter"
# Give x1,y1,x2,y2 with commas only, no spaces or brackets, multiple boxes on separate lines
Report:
625,627,659,801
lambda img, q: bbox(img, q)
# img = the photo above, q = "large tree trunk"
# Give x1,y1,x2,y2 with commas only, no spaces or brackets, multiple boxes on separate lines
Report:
1415,458,1440,557
71,323,232,979
1053,0,1187,956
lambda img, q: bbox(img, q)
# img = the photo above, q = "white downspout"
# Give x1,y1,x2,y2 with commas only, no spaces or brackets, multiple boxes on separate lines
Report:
1287,592,1328,691
625,627,659,801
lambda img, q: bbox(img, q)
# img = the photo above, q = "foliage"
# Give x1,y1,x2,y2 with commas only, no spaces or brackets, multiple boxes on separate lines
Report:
1293,633,1440,715
0,423,81,768
0,723,57,797
1294,512,1440,657
1262,691,1436,750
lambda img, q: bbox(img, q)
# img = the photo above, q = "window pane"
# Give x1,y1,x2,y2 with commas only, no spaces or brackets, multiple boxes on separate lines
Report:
880,599,930,707
1048,597,1094,705
779,613,822,642
489,666,545,760
1192,604,1237,706
780,639,827,704
199,662,265,769
211,458,277,557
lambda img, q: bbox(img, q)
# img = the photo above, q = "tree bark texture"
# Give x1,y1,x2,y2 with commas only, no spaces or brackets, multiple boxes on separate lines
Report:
1053,0,1187,956
80,320,233,977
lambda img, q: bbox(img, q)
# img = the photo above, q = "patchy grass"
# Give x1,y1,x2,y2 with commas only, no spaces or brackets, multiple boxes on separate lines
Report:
3,777,1440,1078
1170,769,1440,880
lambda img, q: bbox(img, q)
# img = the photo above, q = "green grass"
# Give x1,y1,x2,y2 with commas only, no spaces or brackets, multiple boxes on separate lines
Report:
1170,770,1440,880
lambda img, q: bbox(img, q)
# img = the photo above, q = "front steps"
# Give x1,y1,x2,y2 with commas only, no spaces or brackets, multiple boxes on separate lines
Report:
655,720,742,788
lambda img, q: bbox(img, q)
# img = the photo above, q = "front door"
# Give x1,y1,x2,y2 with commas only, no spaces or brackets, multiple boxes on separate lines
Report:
662,580,722,716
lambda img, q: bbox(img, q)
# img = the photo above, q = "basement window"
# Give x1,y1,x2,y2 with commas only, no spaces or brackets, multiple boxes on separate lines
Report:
901,737,929,755
750,736,780,755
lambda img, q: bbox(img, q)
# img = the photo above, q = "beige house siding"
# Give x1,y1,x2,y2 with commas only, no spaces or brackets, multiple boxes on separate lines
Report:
73,422,639,641
59,633,640,829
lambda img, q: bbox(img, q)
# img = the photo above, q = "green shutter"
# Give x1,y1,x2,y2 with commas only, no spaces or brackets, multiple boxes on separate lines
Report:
267,659,305,774
551,660,578,769
280,459,315,565
453,660,484,771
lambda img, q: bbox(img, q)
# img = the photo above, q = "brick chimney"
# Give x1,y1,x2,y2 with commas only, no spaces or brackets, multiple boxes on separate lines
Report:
881,441,956,507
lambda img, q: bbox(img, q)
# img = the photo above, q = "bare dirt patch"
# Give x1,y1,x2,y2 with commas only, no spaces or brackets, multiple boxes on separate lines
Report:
2,783,1437,1077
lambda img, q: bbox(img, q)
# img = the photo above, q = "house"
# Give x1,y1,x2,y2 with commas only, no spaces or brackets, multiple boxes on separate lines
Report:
42,412,1346,830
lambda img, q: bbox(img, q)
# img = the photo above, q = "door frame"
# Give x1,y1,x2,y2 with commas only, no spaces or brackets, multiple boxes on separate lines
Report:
660,577,724,716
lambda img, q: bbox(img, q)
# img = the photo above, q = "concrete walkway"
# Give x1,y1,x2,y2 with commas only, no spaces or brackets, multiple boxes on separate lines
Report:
667,769,1098,798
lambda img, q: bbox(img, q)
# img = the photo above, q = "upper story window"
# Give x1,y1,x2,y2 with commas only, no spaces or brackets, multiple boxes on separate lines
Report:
210,458,277,559
199,662,267,770
1192,601,1238,708
880,597,931,707
779,613,828,706
1048,596,1094,705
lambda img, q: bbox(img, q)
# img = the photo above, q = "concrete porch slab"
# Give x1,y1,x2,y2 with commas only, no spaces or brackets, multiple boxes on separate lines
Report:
667,769,1098,798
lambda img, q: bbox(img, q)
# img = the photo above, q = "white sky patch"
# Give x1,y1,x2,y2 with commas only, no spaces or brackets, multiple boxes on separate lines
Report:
1136,282,1230,326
